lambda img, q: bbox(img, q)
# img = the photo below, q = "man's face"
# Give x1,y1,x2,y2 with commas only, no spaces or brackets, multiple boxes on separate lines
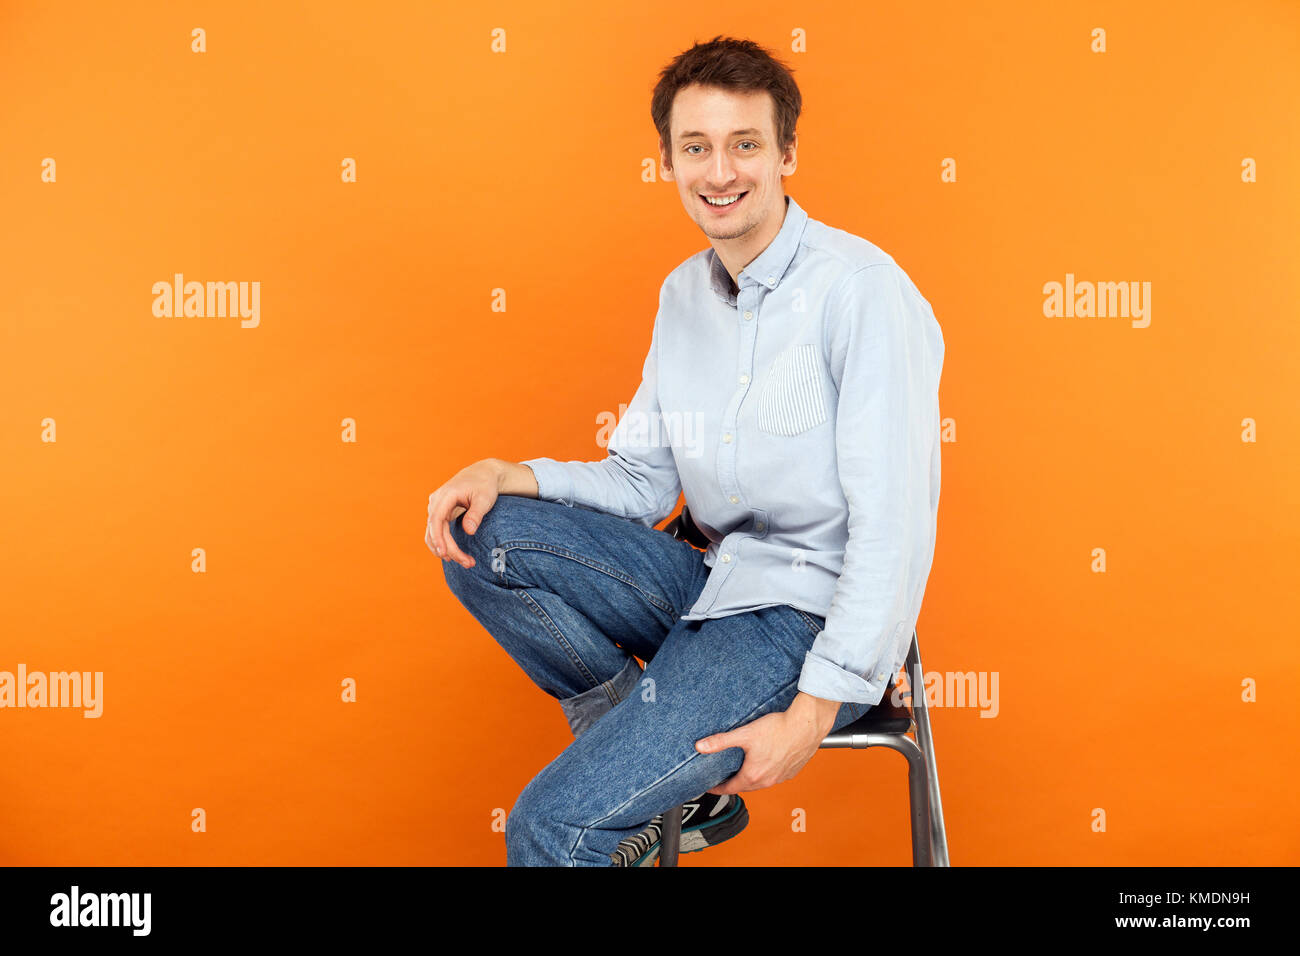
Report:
660,84,797,243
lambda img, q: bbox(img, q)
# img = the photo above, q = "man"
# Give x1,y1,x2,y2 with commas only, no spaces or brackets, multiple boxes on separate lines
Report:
426,35,945,866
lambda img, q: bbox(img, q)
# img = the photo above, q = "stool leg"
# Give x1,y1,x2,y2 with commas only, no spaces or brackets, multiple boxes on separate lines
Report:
907,631,950,865
902,741,933,867
658,805,683,866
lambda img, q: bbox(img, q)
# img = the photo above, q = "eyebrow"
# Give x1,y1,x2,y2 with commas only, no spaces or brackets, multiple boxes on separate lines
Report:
677,128,764,139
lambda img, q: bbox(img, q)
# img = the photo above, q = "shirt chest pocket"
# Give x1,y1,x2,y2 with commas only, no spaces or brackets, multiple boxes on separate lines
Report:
756,343,828,437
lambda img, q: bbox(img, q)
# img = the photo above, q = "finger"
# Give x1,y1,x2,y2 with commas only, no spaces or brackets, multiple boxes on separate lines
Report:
439,502,476,568
707,772,742,795
695,731,741,755
432,499,464,565
460,506,485,535
707,767,752,796
444,489,491,567
427,493,446,553
441,505,472,565
427,495,442,550
429,496,454,561
441,518,473,568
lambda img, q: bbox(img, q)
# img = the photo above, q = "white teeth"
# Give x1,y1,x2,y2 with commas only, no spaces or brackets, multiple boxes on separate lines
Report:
704,193,742,206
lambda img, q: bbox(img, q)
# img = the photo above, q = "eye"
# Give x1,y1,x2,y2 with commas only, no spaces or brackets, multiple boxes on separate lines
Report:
738,141,758,150
685,144,703,155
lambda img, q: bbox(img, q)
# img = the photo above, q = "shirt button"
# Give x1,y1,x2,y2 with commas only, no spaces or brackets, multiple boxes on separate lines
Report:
743,310,753,320
755,521,765,531
767,275,776,284
722,433,732,443
877,673,887,680
720,553,731,563
738,374,749,384
729,495,739,503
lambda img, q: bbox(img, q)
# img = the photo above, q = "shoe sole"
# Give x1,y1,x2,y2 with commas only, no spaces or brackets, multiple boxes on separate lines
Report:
630,798,750,867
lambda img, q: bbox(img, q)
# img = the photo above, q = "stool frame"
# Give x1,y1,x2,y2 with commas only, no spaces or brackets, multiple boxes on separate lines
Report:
657,506,950,867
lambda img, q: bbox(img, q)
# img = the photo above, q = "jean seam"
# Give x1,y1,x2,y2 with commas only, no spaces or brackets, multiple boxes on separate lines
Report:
496,539,679,617
513,588,601,690
793,608,824,637
568,674,802,863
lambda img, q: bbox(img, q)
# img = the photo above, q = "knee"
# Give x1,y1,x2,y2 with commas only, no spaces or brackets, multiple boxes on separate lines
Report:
503,800,532,853
445,494,534,558
505,785,568,866
448,495,548,579
438,513,493,601
440,499,529,598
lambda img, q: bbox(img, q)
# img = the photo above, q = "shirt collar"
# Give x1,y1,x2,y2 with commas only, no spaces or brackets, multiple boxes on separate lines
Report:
707,193,809,304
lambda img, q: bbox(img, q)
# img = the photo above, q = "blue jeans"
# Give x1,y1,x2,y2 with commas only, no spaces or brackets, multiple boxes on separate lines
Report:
441,495,869,866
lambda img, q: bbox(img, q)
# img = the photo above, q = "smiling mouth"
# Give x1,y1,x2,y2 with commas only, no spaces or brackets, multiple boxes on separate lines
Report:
701,190,748,211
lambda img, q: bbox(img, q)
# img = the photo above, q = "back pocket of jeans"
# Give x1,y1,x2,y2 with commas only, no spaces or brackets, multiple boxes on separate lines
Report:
757,344,827,437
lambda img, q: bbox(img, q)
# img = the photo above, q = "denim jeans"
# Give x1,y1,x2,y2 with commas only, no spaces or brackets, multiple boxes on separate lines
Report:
440,495,870,866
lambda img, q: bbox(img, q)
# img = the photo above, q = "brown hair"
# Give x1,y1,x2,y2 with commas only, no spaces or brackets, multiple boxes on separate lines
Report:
650,35,802,156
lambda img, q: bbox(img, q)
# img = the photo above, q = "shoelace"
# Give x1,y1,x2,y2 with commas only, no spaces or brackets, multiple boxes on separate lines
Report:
609,813,666,866
609,795,736,866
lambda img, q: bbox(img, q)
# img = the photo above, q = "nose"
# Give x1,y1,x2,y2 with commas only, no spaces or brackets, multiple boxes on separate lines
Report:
707,149,738,190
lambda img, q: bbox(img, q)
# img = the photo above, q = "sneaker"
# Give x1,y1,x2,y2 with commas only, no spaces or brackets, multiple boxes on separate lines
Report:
610,792,749,867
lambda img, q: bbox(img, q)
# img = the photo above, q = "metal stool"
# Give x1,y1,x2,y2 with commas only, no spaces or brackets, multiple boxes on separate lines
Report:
656,506,951,867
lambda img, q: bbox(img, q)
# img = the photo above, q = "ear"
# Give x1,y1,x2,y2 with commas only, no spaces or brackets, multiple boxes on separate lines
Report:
659,140,674,181
782,132,798,175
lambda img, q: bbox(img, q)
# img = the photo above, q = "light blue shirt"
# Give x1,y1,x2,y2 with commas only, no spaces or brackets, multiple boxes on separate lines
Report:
522,194,944,706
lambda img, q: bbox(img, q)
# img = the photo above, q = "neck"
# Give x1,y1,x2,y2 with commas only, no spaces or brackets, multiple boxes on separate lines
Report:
713,194,788,288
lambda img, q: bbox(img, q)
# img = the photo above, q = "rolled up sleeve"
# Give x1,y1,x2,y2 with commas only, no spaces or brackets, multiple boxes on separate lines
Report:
797,263,945,705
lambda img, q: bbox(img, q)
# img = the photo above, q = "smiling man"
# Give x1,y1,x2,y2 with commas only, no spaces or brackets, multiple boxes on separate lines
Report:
428,35,945,866
665,91,790,281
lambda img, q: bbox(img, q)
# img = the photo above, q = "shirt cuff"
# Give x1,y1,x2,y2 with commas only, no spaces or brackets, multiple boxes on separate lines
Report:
518,458,574,507
797,651,891,706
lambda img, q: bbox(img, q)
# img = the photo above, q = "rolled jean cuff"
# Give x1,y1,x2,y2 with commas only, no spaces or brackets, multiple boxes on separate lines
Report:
559,656,644,738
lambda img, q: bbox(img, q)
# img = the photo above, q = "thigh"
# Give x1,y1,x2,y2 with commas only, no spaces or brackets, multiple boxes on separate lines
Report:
512,604,861,861
447,495,709,662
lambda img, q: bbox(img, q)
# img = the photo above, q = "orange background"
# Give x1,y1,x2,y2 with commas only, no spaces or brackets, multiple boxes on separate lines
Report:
2,0,1297,866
